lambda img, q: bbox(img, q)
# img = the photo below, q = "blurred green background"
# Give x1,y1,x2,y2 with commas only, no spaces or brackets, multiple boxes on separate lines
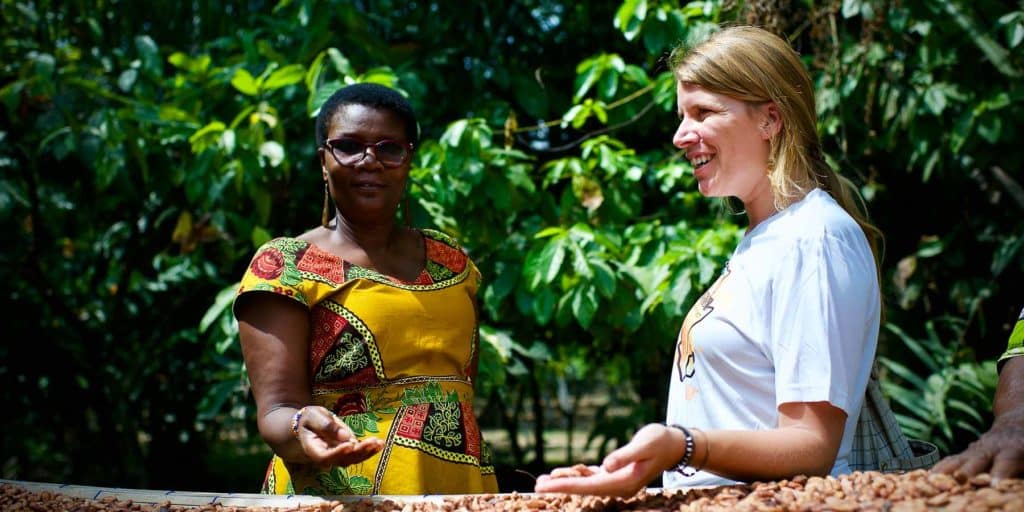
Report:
2,0,1022,493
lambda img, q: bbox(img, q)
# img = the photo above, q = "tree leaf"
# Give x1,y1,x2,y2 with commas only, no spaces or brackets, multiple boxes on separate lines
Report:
134,35,161,78
571,243,593,278
613,0,647,41
199,283,240,334
231,68,260,96
251,226,271,248
947,399,983,426
534,226,565,239
571,286,598,329
263,64,305,91
197,380,238,420
533,286,556,325
561,104,586,129
593,103,608,124
916,236,943,259
573,57,601,102
842,0,862,19
878,357,928,392
571,102,592,129
696,254,716,284
310,81,343,116
923,84,948,115
327,48,354,77
117,69,138,92
591,260,616,298
305,51,327,92
441,119,469,147
190,121,228,152
540,237,567,284
358,66,398,87
665,268,693,316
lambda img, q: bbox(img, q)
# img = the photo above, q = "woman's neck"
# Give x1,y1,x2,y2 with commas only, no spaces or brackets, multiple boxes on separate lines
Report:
742,179,779,232
744,200,777,232
330,214,404,252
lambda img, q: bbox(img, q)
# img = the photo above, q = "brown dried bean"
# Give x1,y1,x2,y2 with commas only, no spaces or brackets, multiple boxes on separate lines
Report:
971,473,994,487
927,472,958,492
823,496,859,511
913,480,938,497
925,491,950,506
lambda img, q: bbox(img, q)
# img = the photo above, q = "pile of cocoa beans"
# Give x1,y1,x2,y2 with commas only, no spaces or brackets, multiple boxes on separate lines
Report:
3,470,1022,511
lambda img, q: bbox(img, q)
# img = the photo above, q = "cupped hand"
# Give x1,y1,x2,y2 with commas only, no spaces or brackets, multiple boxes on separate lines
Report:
295,406,384,469
932,420,1024,480
534,423,681,497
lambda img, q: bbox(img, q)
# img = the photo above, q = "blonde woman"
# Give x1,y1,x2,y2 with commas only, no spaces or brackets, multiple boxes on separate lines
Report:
536,25,883,495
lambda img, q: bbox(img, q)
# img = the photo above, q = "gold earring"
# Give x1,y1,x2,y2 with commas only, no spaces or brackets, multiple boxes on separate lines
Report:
321,182,331,228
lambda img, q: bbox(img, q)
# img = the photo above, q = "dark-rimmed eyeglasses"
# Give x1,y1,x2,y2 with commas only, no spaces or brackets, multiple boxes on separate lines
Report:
323,137,413,168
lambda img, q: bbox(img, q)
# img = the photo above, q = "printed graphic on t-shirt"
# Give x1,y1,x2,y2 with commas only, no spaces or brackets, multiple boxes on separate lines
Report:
675,264,731,383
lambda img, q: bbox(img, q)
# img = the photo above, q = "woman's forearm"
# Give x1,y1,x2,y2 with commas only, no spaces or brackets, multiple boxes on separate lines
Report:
993,357,1024,422
667,402,846,482
258,405,309,463
687,426,840,482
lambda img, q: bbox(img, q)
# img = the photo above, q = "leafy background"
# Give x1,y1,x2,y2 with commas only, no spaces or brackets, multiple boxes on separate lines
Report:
2,0,1022,492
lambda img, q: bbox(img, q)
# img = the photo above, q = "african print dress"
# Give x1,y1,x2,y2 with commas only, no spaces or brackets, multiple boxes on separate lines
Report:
236,229,498,495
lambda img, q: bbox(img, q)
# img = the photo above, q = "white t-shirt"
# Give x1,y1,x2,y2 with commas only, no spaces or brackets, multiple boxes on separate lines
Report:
663,188,880,488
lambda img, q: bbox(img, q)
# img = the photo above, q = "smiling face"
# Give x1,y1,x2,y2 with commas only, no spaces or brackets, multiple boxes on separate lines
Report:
672,82,776,211
320,104,412,224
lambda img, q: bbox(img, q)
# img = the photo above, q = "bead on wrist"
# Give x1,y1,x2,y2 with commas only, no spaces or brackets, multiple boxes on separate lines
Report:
667,424,697,477
290,406,308,438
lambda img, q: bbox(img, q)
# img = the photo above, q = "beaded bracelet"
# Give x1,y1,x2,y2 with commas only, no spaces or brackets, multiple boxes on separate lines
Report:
290,407,307,438
667,424,697,477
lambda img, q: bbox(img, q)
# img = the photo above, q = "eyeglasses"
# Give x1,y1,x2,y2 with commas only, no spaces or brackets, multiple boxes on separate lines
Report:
323,137,413,168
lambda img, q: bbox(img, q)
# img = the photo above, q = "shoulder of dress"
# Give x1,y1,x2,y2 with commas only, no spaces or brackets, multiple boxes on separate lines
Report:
419,229,476,279
259,235,310,249
250,236,313,261
421,228,466,252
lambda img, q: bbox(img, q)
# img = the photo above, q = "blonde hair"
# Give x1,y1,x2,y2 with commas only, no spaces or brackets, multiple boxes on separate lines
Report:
670,25,883,268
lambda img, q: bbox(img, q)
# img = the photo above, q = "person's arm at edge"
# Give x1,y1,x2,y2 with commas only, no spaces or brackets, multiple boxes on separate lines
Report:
933,356,1024,480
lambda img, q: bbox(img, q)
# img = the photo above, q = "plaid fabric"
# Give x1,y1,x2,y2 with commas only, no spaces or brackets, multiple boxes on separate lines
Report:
849,365,940,472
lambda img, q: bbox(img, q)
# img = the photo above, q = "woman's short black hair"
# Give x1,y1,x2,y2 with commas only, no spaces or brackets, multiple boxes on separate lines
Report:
315,83,419,147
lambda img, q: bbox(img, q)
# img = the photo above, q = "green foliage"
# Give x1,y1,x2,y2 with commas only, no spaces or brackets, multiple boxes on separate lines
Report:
879,319,999,454
812,1,1024,333
2,0,1022,490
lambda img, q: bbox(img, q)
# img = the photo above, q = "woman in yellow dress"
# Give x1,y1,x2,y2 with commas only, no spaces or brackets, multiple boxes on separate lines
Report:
233,83,498,495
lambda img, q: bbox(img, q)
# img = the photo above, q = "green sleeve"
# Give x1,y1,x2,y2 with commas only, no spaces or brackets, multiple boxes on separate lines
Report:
997,307,1024,372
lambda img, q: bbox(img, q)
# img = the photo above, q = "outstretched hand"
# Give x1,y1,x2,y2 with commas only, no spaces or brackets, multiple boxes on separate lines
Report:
295,406,384,469
534,424,682,497
932,418,1024,480
934,356,1024,481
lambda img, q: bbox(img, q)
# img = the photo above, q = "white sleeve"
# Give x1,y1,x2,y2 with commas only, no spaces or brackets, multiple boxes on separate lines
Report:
767,231,878,415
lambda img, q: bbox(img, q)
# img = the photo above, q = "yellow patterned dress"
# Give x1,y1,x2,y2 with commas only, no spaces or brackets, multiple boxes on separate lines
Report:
236,229,498,495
